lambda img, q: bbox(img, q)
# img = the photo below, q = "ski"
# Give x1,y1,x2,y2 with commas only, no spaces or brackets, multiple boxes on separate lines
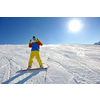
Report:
20,66,50,71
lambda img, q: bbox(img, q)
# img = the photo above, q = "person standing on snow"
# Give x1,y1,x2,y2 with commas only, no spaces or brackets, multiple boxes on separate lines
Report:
28,36,43,69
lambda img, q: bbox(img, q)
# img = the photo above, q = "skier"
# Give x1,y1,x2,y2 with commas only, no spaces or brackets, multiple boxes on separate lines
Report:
27,36,43,69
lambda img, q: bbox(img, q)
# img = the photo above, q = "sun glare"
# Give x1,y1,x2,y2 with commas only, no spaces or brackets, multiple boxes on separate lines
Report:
69,20,82,32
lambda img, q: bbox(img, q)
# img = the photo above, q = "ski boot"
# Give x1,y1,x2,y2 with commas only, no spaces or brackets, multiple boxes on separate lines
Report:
40,65,43,68
27,66,32,69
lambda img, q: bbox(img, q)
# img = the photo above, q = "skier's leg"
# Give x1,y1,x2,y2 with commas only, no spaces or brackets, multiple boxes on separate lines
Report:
28,51,35,66
35,51,43,66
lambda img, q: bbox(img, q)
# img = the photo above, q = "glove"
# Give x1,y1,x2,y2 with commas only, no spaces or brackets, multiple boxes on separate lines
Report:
37,38,39,40
30,39,32,42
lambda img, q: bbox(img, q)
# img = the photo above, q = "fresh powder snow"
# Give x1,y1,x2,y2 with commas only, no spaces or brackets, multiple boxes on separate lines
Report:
0,44,100,84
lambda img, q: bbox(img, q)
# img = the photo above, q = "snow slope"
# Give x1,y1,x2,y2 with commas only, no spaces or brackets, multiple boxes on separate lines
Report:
0,44,100,84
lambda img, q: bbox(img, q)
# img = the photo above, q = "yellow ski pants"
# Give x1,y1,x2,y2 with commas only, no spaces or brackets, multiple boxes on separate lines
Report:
28,51,43,66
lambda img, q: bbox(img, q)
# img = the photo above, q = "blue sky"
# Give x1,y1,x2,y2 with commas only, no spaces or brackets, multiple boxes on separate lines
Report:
0,17,100,45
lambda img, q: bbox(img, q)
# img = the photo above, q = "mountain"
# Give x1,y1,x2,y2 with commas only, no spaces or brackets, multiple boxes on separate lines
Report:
0,44,100,84
94,41,100,45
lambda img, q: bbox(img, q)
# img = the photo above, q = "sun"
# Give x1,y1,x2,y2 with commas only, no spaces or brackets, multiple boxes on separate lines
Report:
68,20,82,32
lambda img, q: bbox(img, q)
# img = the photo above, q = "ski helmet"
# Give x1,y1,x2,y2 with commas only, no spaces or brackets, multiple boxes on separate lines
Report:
33,36,36,40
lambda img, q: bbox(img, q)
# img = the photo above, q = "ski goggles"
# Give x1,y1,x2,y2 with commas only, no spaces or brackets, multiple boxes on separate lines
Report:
33,37,36,40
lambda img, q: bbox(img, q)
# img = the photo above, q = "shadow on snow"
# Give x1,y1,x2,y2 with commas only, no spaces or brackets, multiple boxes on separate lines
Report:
2,69,47,84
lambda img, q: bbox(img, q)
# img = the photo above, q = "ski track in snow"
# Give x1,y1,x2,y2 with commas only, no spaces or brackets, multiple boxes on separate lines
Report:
0,44,100,84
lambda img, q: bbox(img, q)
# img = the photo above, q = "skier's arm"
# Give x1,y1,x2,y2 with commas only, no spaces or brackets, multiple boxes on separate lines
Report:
28,39,32,48
37,39,43,46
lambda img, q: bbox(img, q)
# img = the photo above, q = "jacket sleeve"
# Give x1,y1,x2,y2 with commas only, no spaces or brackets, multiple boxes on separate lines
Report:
37,40,43,46
28,42,32,48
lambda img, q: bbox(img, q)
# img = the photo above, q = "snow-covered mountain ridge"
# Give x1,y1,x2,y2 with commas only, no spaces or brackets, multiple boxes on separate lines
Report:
0,44,100,84
94,41,100,45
